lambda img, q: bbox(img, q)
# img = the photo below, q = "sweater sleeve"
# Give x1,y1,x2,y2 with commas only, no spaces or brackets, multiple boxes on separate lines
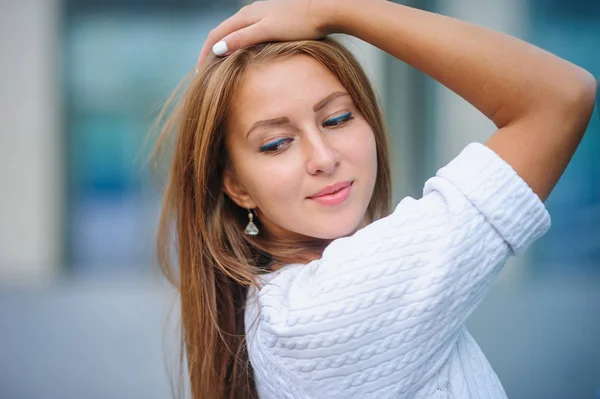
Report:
252,143,550,397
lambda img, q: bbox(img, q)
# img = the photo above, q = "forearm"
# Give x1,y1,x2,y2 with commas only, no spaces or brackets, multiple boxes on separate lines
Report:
200,0,595,200
323,0,594,128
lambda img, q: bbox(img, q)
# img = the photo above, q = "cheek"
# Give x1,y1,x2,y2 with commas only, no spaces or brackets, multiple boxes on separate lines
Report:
241,156,305,209
340,123,378,168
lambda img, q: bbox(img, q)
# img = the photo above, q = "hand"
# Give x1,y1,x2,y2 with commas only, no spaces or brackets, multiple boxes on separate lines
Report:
197,0,338,67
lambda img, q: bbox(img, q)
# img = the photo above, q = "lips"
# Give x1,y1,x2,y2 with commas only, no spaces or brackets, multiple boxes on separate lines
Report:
308,181,353,198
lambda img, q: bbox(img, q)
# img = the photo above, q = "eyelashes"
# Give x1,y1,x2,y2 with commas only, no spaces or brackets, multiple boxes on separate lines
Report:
259,112,354,153
259,138,293,153
322,112,353,127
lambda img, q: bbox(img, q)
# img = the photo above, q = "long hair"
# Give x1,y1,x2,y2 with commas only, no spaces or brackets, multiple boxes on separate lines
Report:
151,37,392,399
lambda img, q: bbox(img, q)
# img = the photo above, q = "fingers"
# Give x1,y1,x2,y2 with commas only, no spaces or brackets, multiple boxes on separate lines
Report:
197,6,261,66
220,23,270,54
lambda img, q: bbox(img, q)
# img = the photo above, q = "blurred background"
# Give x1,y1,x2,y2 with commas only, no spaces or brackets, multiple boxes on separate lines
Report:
0,0,598,398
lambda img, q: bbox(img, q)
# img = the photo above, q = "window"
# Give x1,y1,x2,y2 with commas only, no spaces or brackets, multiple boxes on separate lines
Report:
63,0,238,272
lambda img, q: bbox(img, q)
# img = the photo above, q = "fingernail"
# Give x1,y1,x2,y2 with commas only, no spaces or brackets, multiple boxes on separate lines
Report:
213,40,228,56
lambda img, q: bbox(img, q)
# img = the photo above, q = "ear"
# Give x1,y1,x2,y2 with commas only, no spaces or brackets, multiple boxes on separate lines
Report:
223,167,257,209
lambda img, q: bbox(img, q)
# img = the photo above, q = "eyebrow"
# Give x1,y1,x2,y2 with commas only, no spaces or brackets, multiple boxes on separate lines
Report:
245,91,350,139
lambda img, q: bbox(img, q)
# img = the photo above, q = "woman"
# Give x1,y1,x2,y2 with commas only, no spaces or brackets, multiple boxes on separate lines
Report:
153,0,597,398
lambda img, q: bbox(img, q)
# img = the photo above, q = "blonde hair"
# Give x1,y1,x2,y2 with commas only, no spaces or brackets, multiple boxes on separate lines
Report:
151,37,392,399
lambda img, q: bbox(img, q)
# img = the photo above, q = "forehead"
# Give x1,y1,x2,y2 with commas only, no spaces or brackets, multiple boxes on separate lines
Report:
229,55,346,120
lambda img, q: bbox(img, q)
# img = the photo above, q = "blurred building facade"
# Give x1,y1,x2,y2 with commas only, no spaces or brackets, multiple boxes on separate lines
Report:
0,0,598,398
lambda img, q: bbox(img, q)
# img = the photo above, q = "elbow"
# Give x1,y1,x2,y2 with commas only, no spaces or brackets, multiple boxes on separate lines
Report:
494,69,597,129
562,69,597,120
580,70,597,113
548,68,597,138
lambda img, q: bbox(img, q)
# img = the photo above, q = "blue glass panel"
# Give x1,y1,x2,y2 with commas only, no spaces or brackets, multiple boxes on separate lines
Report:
63,7,235,271
529,0,600,274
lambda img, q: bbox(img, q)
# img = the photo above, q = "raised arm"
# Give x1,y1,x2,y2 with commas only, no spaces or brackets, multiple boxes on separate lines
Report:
199,0,597,201
324,0,596,201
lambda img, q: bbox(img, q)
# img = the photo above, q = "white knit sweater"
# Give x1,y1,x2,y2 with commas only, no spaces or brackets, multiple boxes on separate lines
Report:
244,143,551,398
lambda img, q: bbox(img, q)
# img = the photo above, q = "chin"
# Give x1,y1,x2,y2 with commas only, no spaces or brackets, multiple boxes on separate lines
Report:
310,219,362,240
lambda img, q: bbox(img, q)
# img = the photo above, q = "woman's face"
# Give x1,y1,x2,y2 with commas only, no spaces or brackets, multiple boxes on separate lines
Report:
224,54,377,242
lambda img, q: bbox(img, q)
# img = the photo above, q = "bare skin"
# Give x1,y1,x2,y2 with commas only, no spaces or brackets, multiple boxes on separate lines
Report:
200,0,597,203
223,55,378,243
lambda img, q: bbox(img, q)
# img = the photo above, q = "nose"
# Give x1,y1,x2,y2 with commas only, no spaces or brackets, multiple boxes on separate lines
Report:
305,132,341,175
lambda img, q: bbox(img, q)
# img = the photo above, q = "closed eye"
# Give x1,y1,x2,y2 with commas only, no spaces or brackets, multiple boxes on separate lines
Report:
323,112,353,127
259,138,293,153
258,112,353,154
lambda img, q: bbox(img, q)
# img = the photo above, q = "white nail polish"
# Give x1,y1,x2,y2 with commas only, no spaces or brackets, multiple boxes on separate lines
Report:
213,41,228,56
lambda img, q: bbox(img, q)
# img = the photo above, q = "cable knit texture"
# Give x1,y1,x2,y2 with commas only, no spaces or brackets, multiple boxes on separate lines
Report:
244,143,551,398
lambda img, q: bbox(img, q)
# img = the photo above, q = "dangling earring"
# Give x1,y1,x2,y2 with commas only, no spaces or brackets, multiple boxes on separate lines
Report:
244,208,259,236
